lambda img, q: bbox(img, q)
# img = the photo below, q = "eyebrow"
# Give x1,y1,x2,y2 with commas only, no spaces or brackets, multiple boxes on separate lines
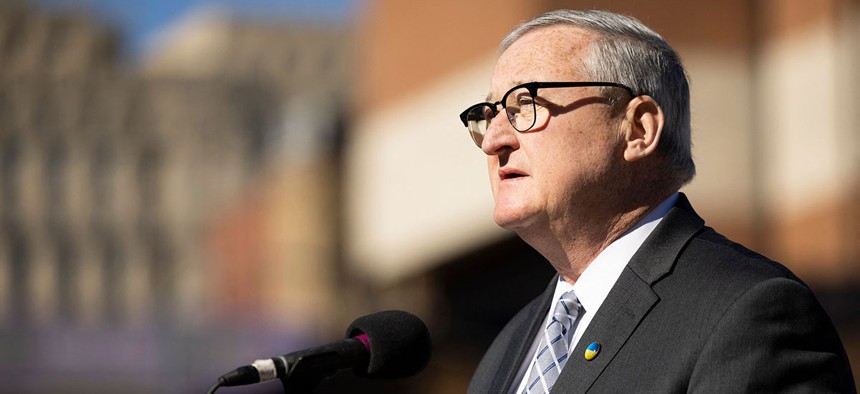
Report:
485,80,531,102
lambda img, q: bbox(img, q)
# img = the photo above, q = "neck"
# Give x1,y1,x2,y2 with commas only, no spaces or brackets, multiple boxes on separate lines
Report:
518,191,674,283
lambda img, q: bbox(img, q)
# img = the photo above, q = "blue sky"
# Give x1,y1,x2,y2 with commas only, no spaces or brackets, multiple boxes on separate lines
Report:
36,0,358,57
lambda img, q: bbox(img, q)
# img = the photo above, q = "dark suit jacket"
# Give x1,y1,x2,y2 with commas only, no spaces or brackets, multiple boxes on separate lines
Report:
469,194,855,393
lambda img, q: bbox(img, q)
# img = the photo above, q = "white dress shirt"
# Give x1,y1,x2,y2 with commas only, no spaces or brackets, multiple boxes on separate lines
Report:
511,193,678,393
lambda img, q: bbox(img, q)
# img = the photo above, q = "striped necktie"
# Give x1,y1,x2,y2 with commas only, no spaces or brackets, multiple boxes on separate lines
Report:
523,290,582,393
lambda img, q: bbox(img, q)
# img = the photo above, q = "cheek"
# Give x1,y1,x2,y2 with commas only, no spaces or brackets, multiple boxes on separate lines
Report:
563,119,621,165
486,157,499,193
536,135,613,190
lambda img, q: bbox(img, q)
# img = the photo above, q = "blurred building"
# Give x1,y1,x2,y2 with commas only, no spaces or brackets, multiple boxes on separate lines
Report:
140,7,352,333
0,2,351,392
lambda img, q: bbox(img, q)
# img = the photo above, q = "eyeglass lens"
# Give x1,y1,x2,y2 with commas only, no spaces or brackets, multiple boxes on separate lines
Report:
465,86,541,147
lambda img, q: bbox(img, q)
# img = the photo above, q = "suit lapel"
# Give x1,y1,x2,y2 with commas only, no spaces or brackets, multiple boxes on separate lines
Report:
553,193,705,392
554,269,657,393
494,275,559,393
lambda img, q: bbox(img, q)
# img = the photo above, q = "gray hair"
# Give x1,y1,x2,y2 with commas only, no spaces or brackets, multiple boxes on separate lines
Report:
500,9,695,185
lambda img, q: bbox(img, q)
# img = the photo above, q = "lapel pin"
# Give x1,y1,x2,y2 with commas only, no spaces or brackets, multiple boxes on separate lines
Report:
584,342,601,361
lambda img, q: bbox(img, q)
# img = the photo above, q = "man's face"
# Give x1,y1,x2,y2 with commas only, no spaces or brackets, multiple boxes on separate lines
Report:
484,26,626,233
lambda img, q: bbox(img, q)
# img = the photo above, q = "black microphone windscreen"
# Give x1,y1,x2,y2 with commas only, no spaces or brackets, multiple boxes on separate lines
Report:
345,310,431,379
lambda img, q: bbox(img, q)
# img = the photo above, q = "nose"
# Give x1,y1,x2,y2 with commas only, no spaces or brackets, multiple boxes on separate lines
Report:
480,110,520,156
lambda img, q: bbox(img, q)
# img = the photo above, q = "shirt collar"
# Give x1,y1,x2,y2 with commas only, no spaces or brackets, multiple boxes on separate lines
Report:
557,193,679,315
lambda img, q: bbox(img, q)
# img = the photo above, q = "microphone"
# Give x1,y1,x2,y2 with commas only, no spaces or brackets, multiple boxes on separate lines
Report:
213,310,431,391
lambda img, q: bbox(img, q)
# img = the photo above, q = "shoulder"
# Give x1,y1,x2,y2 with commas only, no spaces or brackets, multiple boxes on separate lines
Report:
679,226,805,289
693,228,792,273
659,225,815,324
667,229,855,391
604,223,856,391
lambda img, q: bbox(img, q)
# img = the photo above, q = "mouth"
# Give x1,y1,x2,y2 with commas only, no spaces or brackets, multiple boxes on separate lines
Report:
499,169,527,181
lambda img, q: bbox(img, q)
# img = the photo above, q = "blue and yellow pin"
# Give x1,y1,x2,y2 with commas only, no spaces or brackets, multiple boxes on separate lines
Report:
584,342,601,361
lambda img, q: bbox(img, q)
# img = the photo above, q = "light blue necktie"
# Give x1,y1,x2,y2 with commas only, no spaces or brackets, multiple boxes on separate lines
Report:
523,290,581,394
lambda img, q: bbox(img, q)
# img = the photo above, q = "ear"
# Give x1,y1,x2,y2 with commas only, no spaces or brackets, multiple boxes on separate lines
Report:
622,95,664,162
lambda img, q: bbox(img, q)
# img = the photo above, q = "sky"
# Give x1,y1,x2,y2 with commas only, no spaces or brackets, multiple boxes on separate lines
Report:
35,0,359,58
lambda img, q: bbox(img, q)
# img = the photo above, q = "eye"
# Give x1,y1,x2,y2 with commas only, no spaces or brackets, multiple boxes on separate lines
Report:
516,95,534,106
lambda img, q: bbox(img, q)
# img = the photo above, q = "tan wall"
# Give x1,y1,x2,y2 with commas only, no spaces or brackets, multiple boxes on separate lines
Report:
351,0,860,284
354,0,539,112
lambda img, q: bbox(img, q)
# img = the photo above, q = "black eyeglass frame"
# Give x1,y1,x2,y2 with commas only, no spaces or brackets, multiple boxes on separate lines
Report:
459,81,636,136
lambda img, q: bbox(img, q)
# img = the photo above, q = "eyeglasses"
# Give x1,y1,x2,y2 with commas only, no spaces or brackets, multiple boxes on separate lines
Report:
458,81,634,147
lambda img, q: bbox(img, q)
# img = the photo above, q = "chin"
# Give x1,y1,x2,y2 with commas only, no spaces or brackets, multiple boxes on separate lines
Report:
493,207,535,230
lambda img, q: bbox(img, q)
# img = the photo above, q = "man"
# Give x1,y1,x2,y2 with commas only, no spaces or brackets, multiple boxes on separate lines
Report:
460,9,855,393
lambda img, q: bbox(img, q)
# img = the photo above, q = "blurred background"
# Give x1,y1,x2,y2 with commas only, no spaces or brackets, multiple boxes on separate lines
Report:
0,0,857,392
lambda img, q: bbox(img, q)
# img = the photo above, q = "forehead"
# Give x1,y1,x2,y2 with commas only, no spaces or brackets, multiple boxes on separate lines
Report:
490,25,595,97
